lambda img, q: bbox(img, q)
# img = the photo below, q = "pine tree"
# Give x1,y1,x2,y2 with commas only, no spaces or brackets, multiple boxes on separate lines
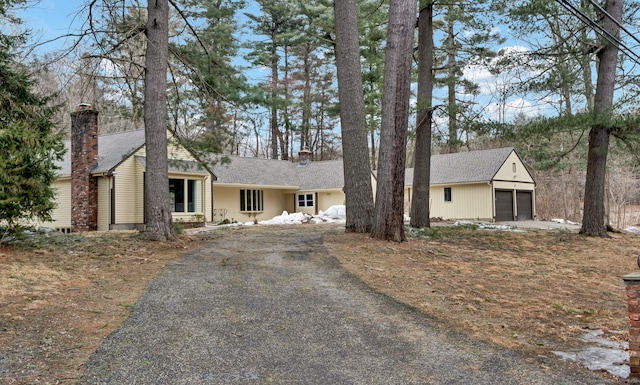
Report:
334,0,375,233
143,0,176,241
370,0,415,242
0,3,65,233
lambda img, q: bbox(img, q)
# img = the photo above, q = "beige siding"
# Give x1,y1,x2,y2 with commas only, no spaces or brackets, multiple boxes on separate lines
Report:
135,134,197,162
39,179,71,229
429,183,493,220
167,139,196,161
493,152,534,183
97,177,111,231
318,191,345,212
213,186,290,223
113,155,143,225
285,193,295,214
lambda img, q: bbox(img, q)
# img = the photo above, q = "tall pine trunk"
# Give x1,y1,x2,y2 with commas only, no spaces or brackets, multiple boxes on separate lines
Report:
371,0,415,242
410,1,434,228
334,0,375,233
445,5,458,154
143,0,175,241
580,0,623,237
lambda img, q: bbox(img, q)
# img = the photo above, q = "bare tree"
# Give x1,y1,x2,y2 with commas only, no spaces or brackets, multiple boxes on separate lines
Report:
371,0,415,242
333,0,375,233
143,0,175,241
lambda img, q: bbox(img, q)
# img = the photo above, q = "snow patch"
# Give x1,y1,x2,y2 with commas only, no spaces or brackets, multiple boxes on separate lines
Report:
319,205,346,220
551,218,580,225
231,205,348,227
553,330,629,378
453,221,526,232
624,226,640,234
256,211,312,225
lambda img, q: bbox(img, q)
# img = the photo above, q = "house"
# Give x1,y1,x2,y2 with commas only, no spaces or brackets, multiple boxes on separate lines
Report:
404,147,536,221
40,105,215,232
42,106,534,231
210,153,345,223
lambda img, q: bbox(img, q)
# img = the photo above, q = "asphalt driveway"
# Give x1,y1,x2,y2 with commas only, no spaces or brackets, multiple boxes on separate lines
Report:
80,225,619,384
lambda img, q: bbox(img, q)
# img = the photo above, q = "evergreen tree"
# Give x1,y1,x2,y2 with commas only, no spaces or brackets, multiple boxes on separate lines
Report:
0,2,65,232
434,0,504,153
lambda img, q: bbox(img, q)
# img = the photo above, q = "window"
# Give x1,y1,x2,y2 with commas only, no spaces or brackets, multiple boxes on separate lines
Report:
512,162,517,173
170,178,202,213
444,187,452,202
240,189,264,212
298,193,314,208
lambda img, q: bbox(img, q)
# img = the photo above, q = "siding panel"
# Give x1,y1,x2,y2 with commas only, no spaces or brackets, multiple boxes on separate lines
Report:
39,179,72,229
429,184,493,220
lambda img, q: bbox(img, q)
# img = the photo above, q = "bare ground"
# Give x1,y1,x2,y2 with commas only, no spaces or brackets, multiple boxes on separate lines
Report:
1,224,639,384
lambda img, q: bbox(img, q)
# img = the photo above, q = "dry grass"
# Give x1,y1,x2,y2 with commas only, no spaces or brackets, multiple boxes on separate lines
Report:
0,231,198,384
1,225,639,384
326,226,640,352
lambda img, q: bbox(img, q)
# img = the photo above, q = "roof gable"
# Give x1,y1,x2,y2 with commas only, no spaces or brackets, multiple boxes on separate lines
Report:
492,150,535,183
57,130,146,176
57,129,214,178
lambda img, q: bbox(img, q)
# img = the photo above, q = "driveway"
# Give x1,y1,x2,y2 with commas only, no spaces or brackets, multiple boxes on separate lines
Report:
80,225,618,384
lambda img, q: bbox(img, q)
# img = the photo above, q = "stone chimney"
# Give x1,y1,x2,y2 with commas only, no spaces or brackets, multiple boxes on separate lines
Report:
298,148,312,165
70,104,99,231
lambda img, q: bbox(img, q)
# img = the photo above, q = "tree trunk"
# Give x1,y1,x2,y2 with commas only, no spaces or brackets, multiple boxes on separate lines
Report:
334,0,375,233
302,43,313,151
580,0,623,237
445,5,458,154
270,27,280,159
410,1,434,228
143,0,176,242
371,0,415,242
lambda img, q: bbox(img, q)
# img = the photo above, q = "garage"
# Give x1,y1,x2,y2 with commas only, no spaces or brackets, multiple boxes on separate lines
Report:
516,191,533,220
495,190,514,221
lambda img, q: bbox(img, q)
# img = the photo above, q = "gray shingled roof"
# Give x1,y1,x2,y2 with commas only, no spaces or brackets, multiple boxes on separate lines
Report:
57,130,146,176
211,157,299,188
56,130,514,190
405,147,515,186
211,156,345,190
296,160,344,190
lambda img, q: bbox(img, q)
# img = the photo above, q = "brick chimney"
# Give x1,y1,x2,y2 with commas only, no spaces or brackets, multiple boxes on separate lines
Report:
298,148,312,165
70,104,99,231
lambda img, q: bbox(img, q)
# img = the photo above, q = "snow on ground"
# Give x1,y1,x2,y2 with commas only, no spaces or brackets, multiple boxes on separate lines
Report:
239,205,347,226
453,220,526,232
624,226,640,234
553,329,630,379
551,218,581,225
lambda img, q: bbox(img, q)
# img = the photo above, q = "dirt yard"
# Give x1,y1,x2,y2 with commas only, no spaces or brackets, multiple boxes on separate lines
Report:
1,224,639,384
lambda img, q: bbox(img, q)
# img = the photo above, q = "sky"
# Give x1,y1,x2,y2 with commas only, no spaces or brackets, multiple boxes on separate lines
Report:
19,0,86,53
16,1,575,125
